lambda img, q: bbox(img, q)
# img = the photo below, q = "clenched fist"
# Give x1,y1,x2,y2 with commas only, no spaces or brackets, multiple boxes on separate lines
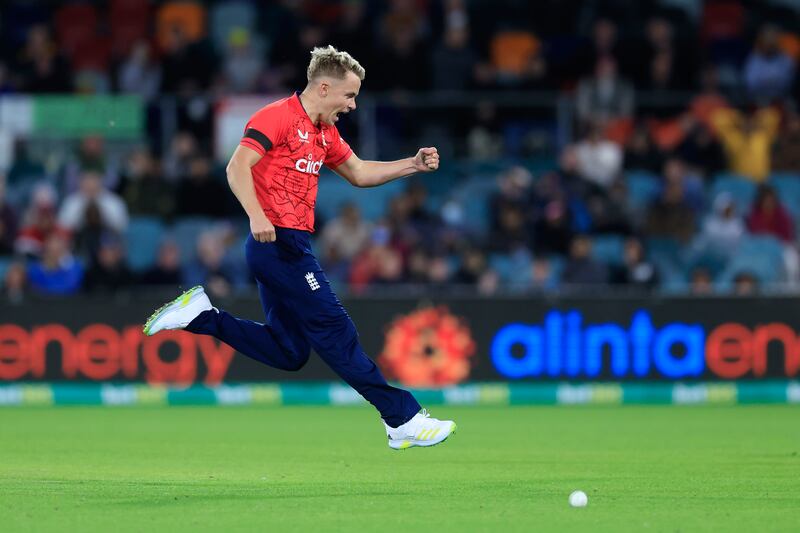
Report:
413,147,440,172
251,214,276,242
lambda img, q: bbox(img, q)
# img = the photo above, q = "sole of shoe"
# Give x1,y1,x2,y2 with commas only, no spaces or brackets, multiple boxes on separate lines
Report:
388,422,457,450
142,285,205,336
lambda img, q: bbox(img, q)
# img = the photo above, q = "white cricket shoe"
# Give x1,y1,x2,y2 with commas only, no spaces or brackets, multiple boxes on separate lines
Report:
143,286,213,336
384,409,457,450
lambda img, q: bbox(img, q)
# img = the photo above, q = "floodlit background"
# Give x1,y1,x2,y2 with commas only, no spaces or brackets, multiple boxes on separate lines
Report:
1,2,799,532
1,1,800,388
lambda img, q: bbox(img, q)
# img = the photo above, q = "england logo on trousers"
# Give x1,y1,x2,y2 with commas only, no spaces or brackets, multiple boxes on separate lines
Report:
305,272,320,291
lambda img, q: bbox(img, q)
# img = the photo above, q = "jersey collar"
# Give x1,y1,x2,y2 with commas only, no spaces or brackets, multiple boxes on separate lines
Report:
292,91,322,131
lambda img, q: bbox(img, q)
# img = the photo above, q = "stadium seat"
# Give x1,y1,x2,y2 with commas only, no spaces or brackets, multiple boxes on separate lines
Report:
210,2,257,54
169,216,216,264
157,1,206,49
646,237,687,277
126,216,165,272
315,171,406,222
0,257,13,283
709,174,757,215
717,235,786,287
54,3,97,59
110,0,150,57
770,173,800,218
626,171,661,212
591,234,625,266
450,174,496,235
488,253,514,283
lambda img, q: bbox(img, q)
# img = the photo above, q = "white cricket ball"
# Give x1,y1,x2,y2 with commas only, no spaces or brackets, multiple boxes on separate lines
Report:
569,490,588,507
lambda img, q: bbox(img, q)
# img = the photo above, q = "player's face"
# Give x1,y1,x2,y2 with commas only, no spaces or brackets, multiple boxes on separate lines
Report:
322,72,361,125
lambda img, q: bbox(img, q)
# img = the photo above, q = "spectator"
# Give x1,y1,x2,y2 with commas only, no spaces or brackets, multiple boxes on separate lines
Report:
744,25,795,104
72,203,112,265
637,17,696,95
140,240,182,286
0,178,18,255
733,271,759,295
575,122,623,189
488,203,530,253
62,135,118,192
175,157,230,216
466,101,504,159
430,16,478,91
561,235,608,286
689,66,728,131
746,184,794,242
677,119,726,179
371,8,428,91
118,147,175,219
406,247,430,284
662,157,704,214
585,180,633,235
27,233,83,295
624,123,664,173
320,202,373,269
611,237,659,290
489,166,534,244
83,234,132,293
528,256,558,292
221,28,264,94
160,25,216,94
14,184,63,258
532,200,573,256
404,182,440,247
491,165,533,213
182,230,238,298
690,267,714,295
2,261,27,303
117,41,162,102
710,106,780,182
695,192,745,257
17,25,72,93
771,112,800,172
349,224,405,292
576,57,634,126
162,132,199,183
58,171,129,235
453,247,490,286
645,181,696,243
578,18,625,77
426,253,452,286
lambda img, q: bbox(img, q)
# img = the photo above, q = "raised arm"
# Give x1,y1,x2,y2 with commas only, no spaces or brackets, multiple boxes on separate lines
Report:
226,145,276,242
333,147,440,188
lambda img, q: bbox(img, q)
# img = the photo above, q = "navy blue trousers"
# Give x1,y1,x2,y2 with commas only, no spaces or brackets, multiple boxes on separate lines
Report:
186,228,421,427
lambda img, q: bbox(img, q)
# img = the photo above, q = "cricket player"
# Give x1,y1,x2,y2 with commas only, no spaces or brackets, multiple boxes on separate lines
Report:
143,46,456,450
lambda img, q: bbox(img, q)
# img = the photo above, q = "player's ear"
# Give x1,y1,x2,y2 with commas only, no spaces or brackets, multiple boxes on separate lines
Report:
319,81,329,98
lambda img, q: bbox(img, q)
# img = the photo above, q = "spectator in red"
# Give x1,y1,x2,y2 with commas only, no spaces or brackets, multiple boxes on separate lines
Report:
746,184,795,242
14,183,65,258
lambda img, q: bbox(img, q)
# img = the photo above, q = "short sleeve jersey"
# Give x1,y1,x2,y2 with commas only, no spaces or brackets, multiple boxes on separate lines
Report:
239,92,353,232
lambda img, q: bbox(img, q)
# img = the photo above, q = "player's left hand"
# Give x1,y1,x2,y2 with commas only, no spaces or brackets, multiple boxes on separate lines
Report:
413,147,439,172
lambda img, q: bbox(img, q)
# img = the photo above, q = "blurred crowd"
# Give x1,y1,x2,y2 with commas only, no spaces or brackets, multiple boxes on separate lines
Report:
4,0,800,300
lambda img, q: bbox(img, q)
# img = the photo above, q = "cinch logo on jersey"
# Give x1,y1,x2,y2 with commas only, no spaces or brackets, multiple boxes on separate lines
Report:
295,154,324,174
490,310,800,379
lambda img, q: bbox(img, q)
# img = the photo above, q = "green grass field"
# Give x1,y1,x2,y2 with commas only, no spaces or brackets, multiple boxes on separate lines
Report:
1,405,798,532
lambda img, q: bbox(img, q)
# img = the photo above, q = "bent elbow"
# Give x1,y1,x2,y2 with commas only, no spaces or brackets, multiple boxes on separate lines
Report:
225,164,238,185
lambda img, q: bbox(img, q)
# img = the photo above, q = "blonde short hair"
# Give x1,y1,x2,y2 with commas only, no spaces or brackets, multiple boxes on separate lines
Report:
307,45,365,82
